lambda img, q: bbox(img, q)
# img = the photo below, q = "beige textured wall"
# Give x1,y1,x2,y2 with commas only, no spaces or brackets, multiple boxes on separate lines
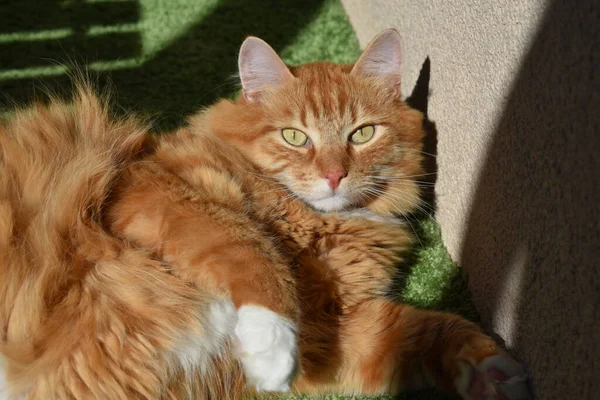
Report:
342,1,599,399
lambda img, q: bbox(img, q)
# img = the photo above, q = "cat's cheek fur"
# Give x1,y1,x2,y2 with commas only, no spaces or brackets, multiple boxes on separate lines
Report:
235,305,298,392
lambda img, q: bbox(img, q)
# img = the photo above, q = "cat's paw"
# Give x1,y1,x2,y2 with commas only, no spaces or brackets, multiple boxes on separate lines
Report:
234,305,298,392
455,353,532,400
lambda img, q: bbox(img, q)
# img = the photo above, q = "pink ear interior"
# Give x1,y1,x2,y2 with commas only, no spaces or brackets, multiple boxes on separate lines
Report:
351,29,403,96
238,37,294,102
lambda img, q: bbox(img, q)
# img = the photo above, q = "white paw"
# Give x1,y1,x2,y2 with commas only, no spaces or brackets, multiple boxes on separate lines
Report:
171,299,237,375
234,305,298,392
455,353,532,400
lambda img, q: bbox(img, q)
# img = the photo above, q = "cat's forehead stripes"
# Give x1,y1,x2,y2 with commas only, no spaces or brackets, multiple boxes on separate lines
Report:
284,63,364,143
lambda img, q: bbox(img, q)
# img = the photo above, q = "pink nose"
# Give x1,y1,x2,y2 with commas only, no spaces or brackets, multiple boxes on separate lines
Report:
323,170,347,190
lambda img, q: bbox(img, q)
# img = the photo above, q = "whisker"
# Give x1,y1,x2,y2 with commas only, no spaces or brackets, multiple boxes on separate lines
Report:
401,148,438,158
260,190,300,216
364,176,436,186
379,187,437,220
362,190,423,247
362,183,438,226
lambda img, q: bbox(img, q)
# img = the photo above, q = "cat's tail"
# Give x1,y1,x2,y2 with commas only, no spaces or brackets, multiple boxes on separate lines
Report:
0,85,151,317
0,87,251,399
0,86,151,393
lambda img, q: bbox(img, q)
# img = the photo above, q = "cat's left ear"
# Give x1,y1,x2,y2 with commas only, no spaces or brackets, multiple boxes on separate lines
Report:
238,37,294,103
351,29,403,97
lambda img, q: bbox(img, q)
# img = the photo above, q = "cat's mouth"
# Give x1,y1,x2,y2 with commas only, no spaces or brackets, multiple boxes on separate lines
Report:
279,175,358,212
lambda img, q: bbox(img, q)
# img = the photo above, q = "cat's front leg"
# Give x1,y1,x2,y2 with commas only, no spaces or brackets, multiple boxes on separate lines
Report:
178,242,299,393
107,165,300,393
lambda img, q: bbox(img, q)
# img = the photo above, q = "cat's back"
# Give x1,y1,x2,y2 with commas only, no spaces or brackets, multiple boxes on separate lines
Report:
145,126,279,213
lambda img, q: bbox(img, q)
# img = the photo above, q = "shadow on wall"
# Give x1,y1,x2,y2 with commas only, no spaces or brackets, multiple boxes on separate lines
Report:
406,57,439,215
0,0,327,130
460,0,599,399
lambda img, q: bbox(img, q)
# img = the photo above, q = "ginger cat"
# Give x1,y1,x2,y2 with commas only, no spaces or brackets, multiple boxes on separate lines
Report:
0,30,530,399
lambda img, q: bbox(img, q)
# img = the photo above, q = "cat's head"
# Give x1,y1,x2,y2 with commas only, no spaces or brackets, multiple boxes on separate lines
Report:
202,29,426,217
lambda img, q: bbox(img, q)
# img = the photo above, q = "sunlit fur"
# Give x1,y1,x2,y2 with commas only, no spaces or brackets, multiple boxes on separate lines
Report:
202,62,424,214
196,54,514,397
0,45,524,400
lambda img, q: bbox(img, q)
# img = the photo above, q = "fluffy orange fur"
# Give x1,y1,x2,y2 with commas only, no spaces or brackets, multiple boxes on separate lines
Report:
0,30,529,399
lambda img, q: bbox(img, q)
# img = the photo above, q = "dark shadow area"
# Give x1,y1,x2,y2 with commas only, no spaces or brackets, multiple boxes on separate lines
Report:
0,0,140,33
0,0,141,69
388,58,439,300
406,58,431,116
0,32,141,70
387,229,426,304
434,271,480,323
110,0,327,129
0,0,327,131
395,388,456,400
460,1,599,399
0,0,142,110
406,57,438,214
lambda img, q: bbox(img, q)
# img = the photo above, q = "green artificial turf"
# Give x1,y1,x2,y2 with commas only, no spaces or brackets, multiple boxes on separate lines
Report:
0,1,478,398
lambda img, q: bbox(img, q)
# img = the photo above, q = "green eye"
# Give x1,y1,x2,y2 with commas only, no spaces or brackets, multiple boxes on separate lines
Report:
349,125,375,144
282,128,308,146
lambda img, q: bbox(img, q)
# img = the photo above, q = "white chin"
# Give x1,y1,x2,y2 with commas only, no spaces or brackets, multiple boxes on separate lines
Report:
308,195,351,212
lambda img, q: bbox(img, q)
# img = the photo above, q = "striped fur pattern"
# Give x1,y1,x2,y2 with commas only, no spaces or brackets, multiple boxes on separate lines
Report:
0,30,530,399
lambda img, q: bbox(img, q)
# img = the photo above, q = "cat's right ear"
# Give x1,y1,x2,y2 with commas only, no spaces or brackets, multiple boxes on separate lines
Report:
351,29,403,98
238,37,294,103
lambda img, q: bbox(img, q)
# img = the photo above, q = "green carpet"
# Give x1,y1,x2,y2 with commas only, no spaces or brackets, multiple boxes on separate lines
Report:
0,1,477,398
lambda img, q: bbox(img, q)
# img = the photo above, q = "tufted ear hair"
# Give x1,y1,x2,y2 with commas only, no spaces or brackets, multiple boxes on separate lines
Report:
238,36,294,102
351,29,403,97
